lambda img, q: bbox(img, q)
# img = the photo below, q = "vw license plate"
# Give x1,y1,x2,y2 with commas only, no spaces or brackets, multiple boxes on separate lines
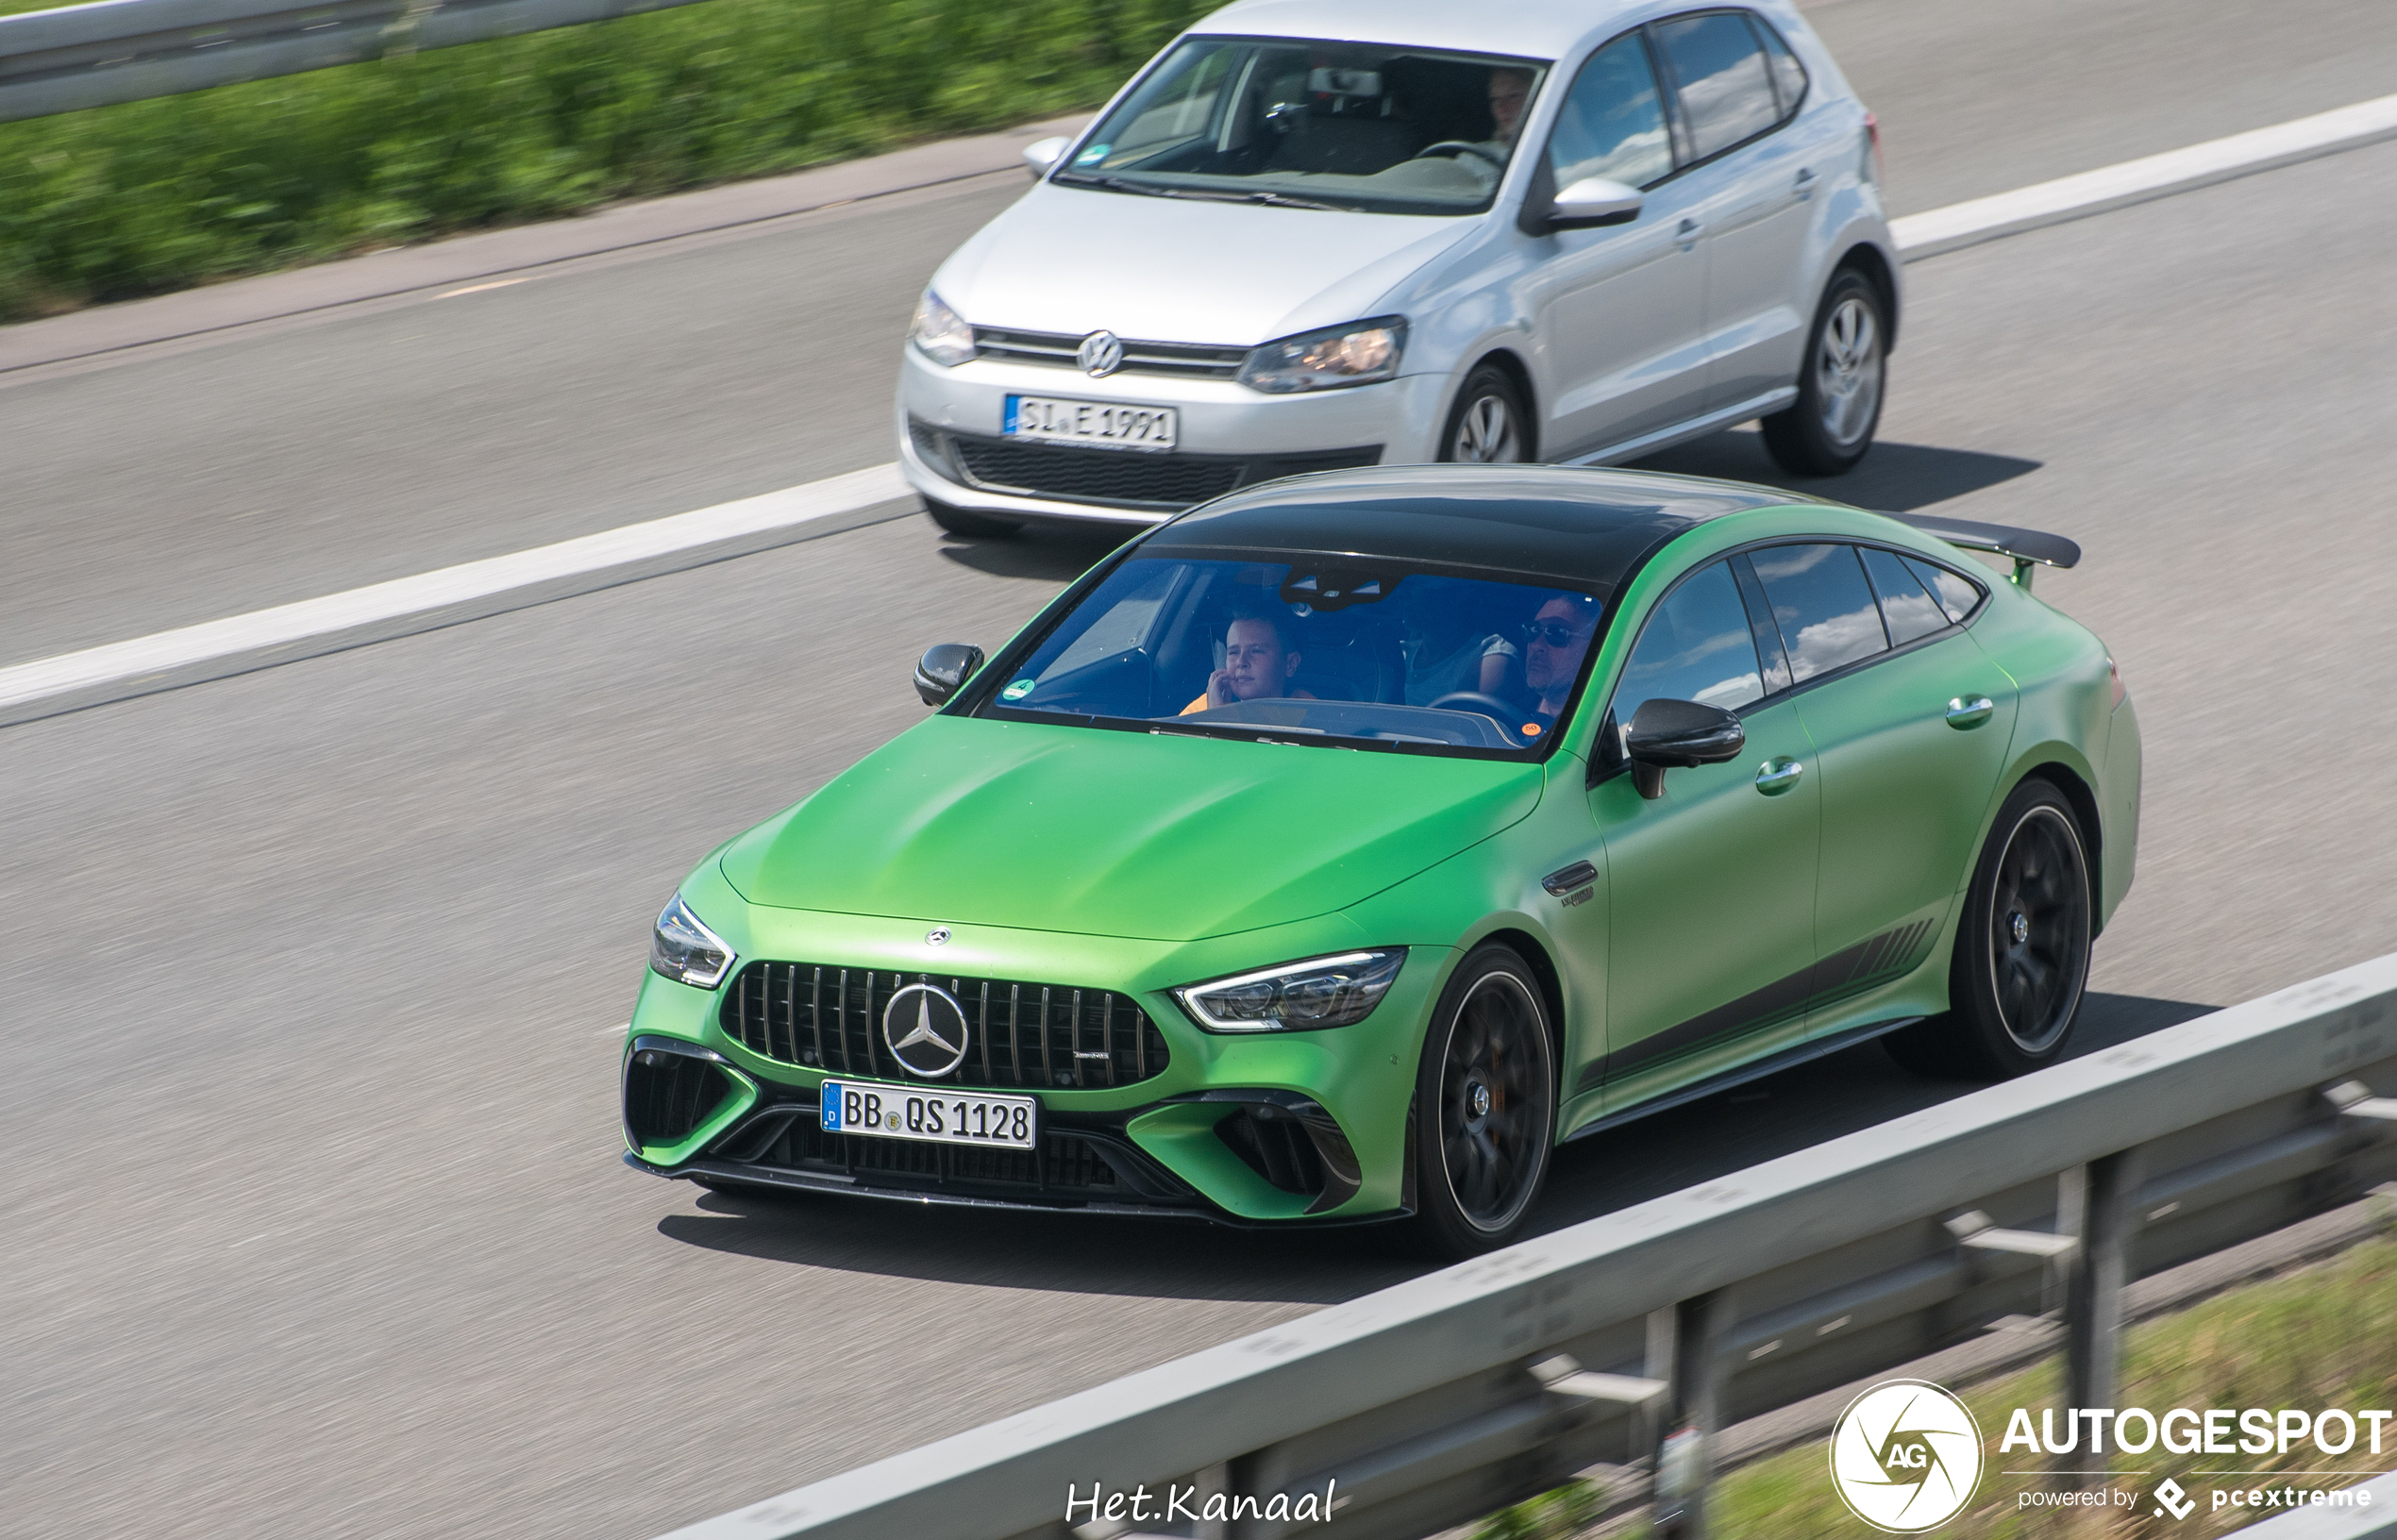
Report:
1004,394,1178,450
820,1079,1037,1151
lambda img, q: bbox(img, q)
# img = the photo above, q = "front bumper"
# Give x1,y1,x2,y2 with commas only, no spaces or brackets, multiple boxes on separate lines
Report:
619,880,1444,1224
895,346,1449,523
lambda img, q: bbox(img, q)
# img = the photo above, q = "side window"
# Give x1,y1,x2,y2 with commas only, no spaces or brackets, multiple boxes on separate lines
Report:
1749,544,1888,682
1651,11,1781,162
1613,561,1765,723
1751,14,1809,117
1902,555,1987,625
1859,546,1949,645
1546,34,1674,192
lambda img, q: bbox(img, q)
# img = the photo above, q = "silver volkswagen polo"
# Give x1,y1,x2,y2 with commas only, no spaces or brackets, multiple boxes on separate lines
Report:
897,0,1898,537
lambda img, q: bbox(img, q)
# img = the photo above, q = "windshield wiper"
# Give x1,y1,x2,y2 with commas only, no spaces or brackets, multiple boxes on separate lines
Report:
1050,172,1347,211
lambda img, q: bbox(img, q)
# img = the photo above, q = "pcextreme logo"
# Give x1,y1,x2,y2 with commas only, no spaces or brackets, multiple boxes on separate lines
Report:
1830,1379,1986,1532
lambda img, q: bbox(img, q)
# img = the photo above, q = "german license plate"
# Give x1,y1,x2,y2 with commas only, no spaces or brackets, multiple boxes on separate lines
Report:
1004,394,1178,450
819,1079,1037,1150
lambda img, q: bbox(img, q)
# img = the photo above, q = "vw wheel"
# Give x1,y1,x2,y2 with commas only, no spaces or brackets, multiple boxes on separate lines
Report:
1439,365,1531,464
1761,269,1886,477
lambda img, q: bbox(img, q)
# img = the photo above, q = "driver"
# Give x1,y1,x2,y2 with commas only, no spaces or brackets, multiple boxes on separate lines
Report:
1515,593,1599,742
1445,66,1534,193
1182,609,1316,713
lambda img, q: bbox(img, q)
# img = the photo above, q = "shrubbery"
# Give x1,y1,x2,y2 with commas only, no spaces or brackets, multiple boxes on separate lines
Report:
0,0,1209,322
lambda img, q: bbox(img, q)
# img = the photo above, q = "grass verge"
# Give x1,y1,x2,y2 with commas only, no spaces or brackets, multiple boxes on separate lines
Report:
0,0,1209,324
1479,1230,2397,1538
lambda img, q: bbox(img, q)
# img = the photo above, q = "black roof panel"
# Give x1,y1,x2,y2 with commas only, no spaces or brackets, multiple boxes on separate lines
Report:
1145,464,1826,586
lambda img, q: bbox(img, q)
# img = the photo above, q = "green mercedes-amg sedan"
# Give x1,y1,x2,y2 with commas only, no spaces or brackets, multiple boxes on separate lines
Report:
622,466,2138,1255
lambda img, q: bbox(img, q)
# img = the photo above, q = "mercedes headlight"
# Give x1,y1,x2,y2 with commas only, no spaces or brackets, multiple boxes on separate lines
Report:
1237,317,1406,393
909,290,977,366
650,896,736,989
1174,949,1406,1032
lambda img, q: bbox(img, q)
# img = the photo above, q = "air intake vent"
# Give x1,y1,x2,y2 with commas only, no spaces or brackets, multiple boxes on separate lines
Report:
719,963,1170,1090
624,1047,735,1148
929,429,1380,511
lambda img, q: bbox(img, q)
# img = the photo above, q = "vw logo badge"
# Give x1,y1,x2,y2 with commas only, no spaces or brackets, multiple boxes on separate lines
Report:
883,982,970,1078
1076,329,1125,377
925,926,950,946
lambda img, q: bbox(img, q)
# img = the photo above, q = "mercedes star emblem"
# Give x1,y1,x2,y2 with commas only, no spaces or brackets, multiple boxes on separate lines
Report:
925,926,950,946
1076,329,1126,377
882,982,970,1078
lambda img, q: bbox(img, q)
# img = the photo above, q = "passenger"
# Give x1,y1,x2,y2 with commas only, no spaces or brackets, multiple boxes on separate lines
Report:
1182,610,1316,713
1514,594,1600,742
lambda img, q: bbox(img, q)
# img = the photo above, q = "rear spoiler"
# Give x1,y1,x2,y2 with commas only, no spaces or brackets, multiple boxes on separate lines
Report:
1888,512,2080,593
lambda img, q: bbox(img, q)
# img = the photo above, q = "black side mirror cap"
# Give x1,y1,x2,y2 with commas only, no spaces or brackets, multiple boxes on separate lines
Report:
914,643,985,707
1623,697,1745,799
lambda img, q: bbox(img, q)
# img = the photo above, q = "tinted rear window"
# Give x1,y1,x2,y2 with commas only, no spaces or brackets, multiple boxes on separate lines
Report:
1750,543,1887,681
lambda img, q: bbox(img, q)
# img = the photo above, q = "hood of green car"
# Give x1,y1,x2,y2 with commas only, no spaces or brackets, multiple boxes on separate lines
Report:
718,716,1545,942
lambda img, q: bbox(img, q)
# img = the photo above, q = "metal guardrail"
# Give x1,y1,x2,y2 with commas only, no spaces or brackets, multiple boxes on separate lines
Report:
0,0,721,123
653,951,2397,1540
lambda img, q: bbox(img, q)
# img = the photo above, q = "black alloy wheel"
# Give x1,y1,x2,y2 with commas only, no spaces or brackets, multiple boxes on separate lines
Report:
1438,364,1532,464
1409,944,1557,1258
1760,268,1887,477
1886,779,2093,1080
923,496,1022,539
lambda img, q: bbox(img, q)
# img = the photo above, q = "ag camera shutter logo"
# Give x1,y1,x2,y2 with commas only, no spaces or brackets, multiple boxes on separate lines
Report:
1829,1379,1984,1532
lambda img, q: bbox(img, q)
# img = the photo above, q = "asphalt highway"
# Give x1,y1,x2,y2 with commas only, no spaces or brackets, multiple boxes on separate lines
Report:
6,6,2397,1538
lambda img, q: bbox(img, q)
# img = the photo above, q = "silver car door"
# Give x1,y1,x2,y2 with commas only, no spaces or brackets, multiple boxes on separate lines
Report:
1526,32,1710,459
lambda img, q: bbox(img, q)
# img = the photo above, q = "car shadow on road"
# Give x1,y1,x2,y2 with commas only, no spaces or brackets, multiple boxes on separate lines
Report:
1530,990,2216,1232
1632,431,2043,511
655,991,2210,1297
932,518,1133,583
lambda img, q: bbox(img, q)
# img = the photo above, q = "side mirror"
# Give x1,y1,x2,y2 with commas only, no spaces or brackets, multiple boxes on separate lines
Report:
1022,136,1070,177
1623,697,1745,799
1548,176,1643,230
914,644,985,707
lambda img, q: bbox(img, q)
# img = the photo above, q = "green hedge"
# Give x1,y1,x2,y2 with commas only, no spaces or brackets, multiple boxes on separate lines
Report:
0,0,1212,324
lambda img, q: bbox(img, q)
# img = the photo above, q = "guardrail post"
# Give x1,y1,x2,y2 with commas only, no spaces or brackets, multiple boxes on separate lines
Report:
1652,1290,1730,1539
2064,1148,2140,1490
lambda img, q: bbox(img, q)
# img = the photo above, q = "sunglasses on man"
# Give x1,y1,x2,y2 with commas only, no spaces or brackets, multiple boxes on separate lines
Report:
1522,619,1587,648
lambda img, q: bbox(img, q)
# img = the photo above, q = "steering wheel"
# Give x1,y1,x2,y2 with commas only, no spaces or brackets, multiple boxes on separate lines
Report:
1427,690,1524,721
1412,141,1509,171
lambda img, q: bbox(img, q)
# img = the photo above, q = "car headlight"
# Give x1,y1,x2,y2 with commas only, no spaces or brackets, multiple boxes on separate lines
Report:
650,896,736,989
909,290,977,367
1237,317,1407,393
1174,949,1406,1032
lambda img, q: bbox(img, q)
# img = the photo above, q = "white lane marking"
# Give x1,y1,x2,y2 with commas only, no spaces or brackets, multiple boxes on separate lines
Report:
606,1021,632,1036
1893,92,2397,258
7,95,2395,722
439,277,529,298
0,462,909,716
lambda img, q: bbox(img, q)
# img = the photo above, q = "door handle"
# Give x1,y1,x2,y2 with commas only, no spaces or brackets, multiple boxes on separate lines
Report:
1754,756,1804,795
1945,695,1996,729
1793,167,1817,201
1675,217,1702,251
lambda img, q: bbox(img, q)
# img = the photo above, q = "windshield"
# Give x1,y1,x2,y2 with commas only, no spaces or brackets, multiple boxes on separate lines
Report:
974,554,1607,757
1058,37,1550,216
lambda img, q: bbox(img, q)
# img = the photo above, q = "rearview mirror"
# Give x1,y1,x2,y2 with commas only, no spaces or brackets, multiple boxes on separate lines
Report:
1022,136,1070,176
914,644,985,707
1548,176,1643,230
1623,697,1745,799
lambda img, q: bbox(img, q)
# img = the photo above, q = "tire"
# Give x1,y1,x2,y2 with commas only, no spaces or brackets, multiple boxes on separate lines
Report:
923,497,1022,539
1438,364,1532,464
1760,268,1886,477
1405,944,1558,1259
1885,780,2093,1080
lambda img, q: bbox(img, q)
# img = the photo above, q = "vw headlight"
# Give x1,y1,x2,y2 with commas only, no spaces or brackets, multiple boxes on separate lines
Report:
650,896,736,989
909,290,977,367
1174,949,1406,1032
1237,317,1407,393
